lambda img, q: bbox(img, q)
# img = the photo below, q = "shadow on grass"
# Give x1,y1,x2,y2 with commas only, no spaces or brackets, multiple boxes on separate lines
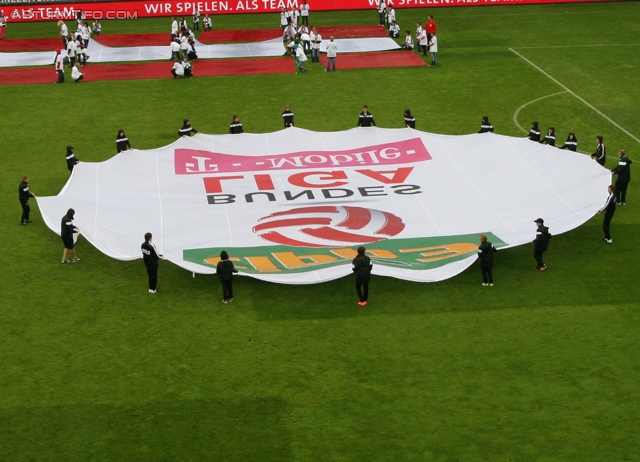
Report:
0,396,292,461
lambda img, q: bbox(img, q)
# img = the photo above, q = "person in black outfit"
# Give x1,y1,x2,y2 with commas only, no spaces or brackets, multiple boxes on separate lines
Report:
19,175,35,226
216,250,238,303
477,234,497,286
611,149,632,205
66,145,79,172
116,129,132,153
540,126,556,146
478,116,494,133
352,246,372,306
527,121,541,142
404,109,416,129
357,106,376,127
141,232,163,293
596,185,617,243
532,218,551,271
61,208,80,263
178,119,198,137
559,132,577,151
282,105,294,128
591,136,606,166
230,115,244,134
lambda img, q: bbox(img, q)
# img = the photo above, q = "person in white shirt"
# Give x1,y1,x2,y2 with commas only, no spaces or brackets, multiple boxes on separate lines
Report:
71,62,84,82
325,36,337,72
389,20,400,38
415,22,422,52
427,32,438,65
289,7,299,27
192,8,200,31
387,6,396,26
299,28,311,54
202,15,211,30
171,17,178,35
171,58,184,78
92,19,101,35
377,1,386,27
80,22,91,47
300,0,310,26
170,39,180,60
401,30,413,50
203,15,212,30
280,8,288,29
54,49,65,83
179,17,188,32
0,11,6,40
418,28,428,57
180,34,189,57
310,27,322,62
182,56,193,77
66,36,77,67
58,20,68,47
76,36,87,64
295,43,308,73
283,24,296,44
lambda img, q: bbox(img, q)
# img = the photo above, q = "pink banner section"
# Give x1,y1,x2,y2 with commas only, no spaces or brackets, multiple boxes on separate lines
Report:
5,0,614,22
174,138,431,175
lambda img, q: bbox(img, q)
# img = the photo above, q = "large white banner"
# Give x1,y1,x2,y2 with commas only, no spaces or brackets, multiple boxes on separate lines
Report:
37,128,611,284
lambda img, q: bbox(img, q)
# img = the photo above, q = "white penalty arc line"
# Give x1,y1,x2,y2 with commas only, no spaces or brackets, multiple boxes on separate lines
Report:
513,91,568,134
509,47,640,147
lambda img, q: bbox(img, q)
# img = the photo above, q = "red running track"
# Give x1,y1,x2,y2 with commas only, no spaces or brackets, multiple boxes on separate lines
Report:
198,25,388,43
0,57,295,85
319,51,427,71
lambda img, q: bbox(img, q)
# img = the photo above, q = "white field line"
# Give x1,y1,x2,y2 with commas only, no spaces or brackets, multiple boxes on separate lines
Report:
513,91,568,134
511,43,640,50
509,48,640,153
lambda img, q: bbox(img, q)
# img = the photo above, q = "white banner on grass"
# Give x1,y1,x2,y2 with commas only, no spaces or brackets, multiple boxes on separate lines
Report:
37,128,611,284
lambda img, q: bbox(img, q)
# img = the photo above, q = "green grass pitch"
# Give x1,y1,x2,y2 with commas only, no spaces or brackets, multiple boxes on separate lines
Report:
1,2,639,460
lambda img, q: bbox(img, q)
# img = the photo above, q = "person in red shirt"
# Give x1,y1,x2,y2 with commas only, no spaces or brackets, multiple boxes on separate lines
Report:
426,15,437,53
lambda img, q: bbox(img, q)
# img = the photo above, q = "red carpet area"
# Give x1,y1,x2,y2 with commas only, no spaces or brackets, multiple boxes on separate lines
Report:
319,51,427,71
198,29,281,43
316,25,388,38
94,33,172,47
0,38,63,52
0,57,295,85
198,25,388,43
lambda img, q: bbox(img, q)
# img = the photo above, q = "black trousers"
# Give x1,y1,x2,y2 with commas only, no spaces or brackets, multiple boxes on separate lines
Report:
481,266,493,284
20,200,30,223
533,248,545,268
57,69,65,83
145,263,158,290
222,279,233,300
603,210,615,239
356,281,369,302
301,16,308,26
615,180,629,203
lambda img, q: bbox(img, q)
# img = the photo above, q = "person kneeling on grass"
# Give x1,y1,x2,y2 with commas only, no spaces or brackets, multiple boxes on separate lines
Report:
388,20,400,38
71,62,84,82
182,57,193,77
401,30,413,50
171,58,184,78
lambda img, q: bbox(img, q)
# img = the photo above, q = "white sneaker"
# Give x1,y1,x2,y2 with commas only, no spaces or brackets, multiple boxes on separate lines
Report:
605,239,612,244
61,260,70,264
489,283,494,287
482,283,488,286
72,257,80,262
223,300,229,304
149,289,157,293
228,298,233,303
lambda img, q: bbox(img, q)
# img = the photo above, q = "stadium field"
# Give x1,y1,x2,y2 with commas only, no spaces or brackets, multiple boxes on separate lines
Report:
1,2,639,460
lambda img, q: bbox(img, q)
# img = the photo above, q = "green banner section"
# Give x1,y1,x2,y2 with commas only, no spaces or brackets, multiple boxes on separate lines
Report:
183,233,507,274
